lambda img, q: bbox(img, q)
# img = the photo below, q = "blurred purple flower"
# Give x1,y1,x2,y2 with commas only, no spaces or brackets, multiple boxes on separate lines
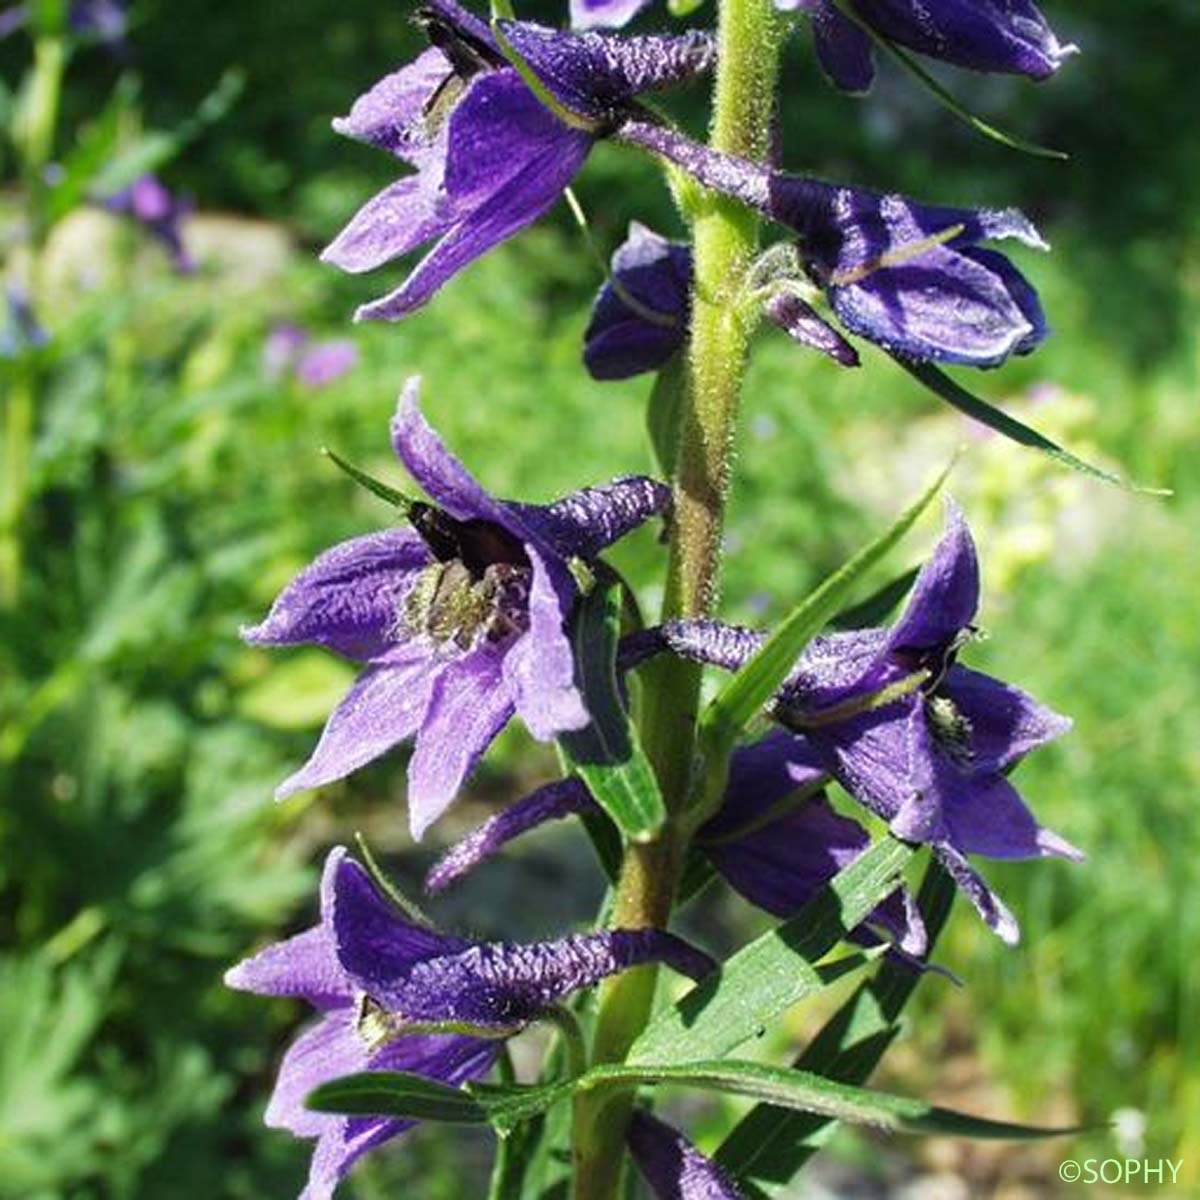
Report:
584,222,858,381
1,286,49,359
322,0,713,321
651,501,1083,943
620,120,1047,369
1,0,126,44
244,376,669,837
780,0,1077,94
102,175,194,273
227,847,711,1200
263,323,359,389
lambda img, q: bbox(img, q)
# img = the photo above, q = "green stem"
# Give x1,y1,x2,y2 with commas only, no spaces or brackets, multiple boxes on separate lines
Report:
0,369,35,609
571,0,781,1194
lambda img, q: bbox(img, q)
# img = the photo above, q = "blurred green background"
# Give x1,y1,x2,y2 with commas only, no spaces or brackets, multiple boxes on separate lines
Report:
1,1,1197,1196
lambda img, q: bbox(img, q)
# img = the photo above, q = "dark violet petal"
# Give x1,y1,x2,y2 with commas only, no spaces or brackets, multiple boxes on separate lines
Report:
845,0,1078,80
700,728,827,839
241,529,430,660
276,648,437,800
584,313,684,381
321,174,453,275
425,777,595,894
627,1110,747,1200
355,73,591,323
496,22,716,119
617,627,669,675
389,377,527,535
331,48,450,161
886,499,979,656
421,0,500,56
511,475,672,561
502,548,589,742
780,627,894,710
331,853,473,993
763,292,860,367
407,649,515,838
805,1,877,94
941,771,1084,862
659,619,768,673
610,222,692,315
934,844,1020,945
943,664,1071,772
266,1009,366,1138
380,928,715,1026
958,245,1048,356
570,0,651,30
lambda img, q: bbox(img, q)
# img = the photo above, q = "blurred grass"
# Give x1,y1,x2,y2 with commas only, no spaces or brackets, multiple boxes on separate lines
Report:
2,0,1198,1195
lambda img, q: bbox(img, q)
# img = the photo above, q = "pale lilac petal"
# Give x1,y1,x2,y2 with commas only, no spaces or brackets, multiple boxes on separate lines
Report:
241,529,429,660
659,619,767,673
265,1009,366,1138
297,341,359,389
570,0,651,29
502,548,588,741
276,649,437,799
425,778,594,894
627,1110,747,1199
321,174,452,275
406,650,515,839
224,927,347,1009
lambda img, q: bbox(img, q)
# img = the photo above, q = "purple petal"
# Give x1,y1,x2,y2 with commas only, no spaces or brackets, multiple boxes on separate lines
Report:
266,1008,367,1138
357,73,591,322
570,0,651,30
943,664,1071,772
803,1,877,94
780,627,893,710
934,844,1020,945
241,529,430,660
321,174,453,275
941,771,1084,862
512,475,672,561
627,1110,747,1200
425,777,595,894
331,48,451,161
406,649,515,838
276,648,437,799
379,928,715,1026
502,548,588,742
659,619,768,673
331,852,473,993
584,312,685,381
496,23,715,118
887,499,979,657
296,341,359,389
763,292,861,367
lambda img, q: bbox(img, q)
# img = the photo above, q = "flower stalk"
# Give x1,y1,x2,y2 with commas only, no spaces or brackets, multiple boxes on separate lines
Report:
572,0,782,1193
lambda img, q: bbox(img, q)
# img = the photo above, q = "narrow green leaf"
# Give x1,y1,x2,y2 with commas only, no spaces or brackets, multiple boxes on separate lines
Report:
701,461,953,755
630,836,914,1064
308,1071,489,1124
716,859,957,1190
829,567,918,630
559,574,666,841
580,1059,1081,1141
468,1079,576,1135
902,361,1169,494
826,0,1067,160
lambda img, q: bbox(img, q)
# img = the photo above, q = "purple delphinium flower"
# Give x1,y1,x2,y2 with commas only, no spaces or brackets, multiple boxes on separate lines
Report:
244,376,670,838
425,731,926,956
102,175,194,273
648,501,1083,944
322,0,713,322
627,1110,746,1199
226,847,713,1200
583,222,858,381
781,1,1077,95
262,323,360,389
619,120,1047,369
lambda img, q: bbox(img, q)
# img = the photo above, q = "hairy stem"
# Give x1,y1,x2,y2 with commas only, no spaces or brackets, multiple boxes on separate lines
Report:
571,1,781,1195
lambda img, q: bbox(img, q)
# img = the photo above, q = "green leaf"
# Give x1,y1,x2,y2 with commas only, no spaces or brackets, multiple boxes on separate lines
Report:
578,1059,1081,1141
901,361,1170,495
715,859,957,1192
701,461,953,755
830,567,918,630
307,1071,490,1124
559,573,666,841
629,835,914,1064
46,77,134,223
826,0,1067,160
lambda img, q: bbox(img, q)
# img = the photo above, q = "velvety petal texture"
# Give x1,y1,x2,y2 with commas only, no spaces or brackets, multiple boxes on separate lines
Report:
627,1110,747,1199
228,847,716,1197
791,0,1078,94
324,0,712,322
246,378,668,838
636,504,1081,943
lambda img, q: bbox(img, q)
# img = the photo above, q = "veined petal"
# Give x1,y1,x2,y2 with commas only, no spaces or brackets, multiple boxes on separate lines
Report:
425,777,594,893
627,1110,747,1199
407,649,515,839
887,498,979,657
276,648,437,799
224,926,346,1009
512,475,672,561
502,548,588,742
377,928,715,1026
265,1009,366,1138
241,529,430,660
